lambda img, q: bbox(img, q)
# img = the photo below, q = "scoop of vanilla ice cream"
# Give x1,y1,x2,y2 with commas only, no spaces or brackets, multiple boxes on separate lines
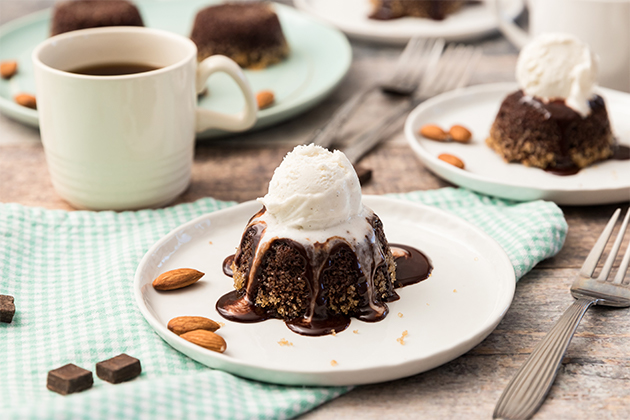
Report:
516,33,598,117
258,144,362,230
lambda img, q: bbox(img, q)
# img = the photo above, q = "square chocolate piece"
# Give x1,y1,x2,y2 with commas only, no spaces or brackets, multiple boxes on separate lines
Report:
47,363,93,395
0,295,15,323
96,353,141,384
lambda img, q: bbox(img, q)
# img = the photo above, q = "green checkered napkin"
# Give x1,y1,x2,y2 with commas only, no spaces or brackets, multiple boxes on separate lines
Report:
0,187,567,419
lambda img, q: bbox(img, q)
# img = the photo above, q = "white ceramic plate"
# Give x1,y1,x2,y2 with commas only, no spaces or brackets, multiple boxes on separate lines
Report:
293,0,524,44
405,83,630,206
0,0,351,139
134,195,515,386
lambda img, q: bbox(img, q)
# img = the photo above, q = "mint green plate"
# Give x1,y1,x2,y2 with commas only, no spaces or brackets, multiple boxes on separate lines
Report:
0,0,351,139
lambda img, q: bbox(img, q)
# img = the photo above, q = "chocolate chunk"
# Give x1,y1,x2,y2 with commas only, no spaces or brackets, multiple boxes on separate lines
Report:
96,353,141,384
0,295,15,323
47,364,93,395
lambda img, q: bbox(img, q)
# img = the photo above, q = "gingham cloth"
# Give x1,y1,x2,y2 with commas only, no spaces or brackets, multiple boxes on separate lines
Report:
0,188,567,419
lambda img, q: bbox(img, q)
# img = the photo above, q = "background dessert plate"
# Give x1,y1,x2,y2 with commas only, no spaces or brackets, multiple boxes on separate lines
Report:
293,0,524,44
134,196,515,386
0,0,351,139
405,83,630,206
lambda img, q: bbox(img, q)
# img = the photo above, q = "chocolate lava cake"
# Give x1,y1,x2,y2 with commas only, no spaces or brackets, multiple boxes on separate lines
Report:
487,91,614,171
224,206,398,333
370,0,465,20
190,2,289,69
50,0,144,36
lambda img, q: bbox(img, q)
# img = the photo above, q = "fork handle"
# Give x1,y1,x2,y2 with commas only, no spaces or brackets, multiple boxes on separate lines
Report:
309,86,376,149
493,297,597,420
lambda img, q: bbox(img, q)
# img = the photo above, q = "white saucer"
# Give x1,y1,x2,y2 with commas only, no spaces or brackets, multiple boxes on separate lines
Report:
134,196,515,386
293,0,524,44
0,0,351,139
405,83,630,206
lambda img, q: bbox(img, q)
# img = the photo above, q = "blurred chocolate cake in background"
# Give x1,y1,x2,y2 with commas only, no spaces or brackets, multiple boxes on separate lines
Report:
191,2,289,69
51,0,144,36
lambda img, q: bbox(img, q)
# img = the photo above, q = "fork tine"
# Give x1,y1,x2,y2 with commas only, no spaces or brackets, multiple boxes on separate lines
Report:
390,37,424,83
453,48,482,89
389,38,444,94
612,209,630,284
395,38,434,91
598,208,630,281
420,43,457,94
402,38,443,88
440,46,476,92
580,208,621,278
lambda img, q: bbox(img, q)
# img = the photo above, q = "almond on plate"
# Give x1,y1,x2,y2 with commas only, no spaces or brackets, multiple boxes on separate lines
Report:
438,153,465,169
180,330,227,353
168,316,220,335
1,61,18,79
256,90,274,109
419,124,448,141
14,93,36,109
152,268,204,291
449,125,472,143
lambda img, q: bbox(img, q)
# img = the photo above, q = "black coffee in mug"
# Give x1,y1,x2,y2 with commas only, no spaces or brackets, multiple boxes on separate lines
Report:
68,63,160,76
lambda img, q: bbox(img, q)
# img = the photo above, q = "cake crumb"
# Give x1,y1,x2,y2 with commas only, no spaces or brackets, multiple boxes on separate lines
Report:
331,330,337,337
474,257,479,261
208,241,213,245
397,312,403,318
330,360,338,367
397,330,409,345
218,322,225,328
353,330,359,334
453,289,457,293
278,338,293,347
426,303,430,306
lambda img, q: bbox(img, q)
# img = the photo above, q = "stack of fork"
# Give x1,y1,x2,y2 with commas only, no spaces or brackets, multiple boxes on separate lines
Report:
309,36,482,174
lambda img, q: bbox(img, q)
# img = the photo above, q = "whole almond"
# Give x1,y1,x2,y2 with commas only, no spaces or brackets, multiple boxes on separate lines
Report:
168,316,220,335
1,61,18,79
180,330,227,353
438,153,465,169
256,90,274,109
419,124,448,141
14,93,36,109
152,268,204,291
449,125,472,143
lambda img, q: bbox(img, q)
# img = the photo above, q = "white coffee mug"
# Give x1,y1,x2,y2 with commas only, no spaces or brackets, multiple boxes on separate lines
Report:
32,27,257,211
494,0,630,92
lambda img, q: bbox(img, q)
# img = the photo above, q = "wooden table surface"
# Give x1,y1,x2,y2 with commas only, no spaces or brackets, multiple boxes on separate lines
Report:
1,2,629,419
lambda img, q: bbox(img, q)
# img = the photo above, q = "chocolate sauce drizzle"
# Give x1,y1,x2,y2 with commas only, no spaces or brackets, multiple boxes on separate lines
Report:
217,231,432,337
515,92,626,176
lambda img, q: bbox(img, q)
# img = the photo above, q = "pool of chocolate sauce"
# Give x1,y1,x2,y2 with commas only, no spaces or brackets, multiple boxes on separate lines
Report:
216,243,432,337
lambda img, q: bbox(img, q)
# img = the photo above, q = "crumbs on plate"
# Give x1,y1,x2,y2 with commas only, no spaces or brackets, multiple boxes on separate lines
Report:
397,330,408,346
278,338,293,347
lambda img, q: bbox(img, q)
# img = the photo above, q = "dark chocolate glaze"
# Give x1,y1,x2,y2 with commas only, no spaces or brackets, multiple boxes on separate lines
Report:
612,144,630,161
495,91,616,176
369,0,476,21
222,255,234,277
390,244,433,288
216,237,433,336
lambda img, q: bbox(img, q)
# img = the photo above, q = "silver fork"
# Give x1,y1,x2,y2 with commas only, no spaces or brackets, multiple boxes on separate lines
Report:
341,43,482,164
494,208,630,420
310,37,445,149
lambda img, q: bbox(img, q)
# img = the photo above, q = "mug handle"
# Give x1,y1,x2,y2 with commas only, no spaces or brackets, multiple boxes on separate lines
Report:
195,55,257,133
492,0,530,49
